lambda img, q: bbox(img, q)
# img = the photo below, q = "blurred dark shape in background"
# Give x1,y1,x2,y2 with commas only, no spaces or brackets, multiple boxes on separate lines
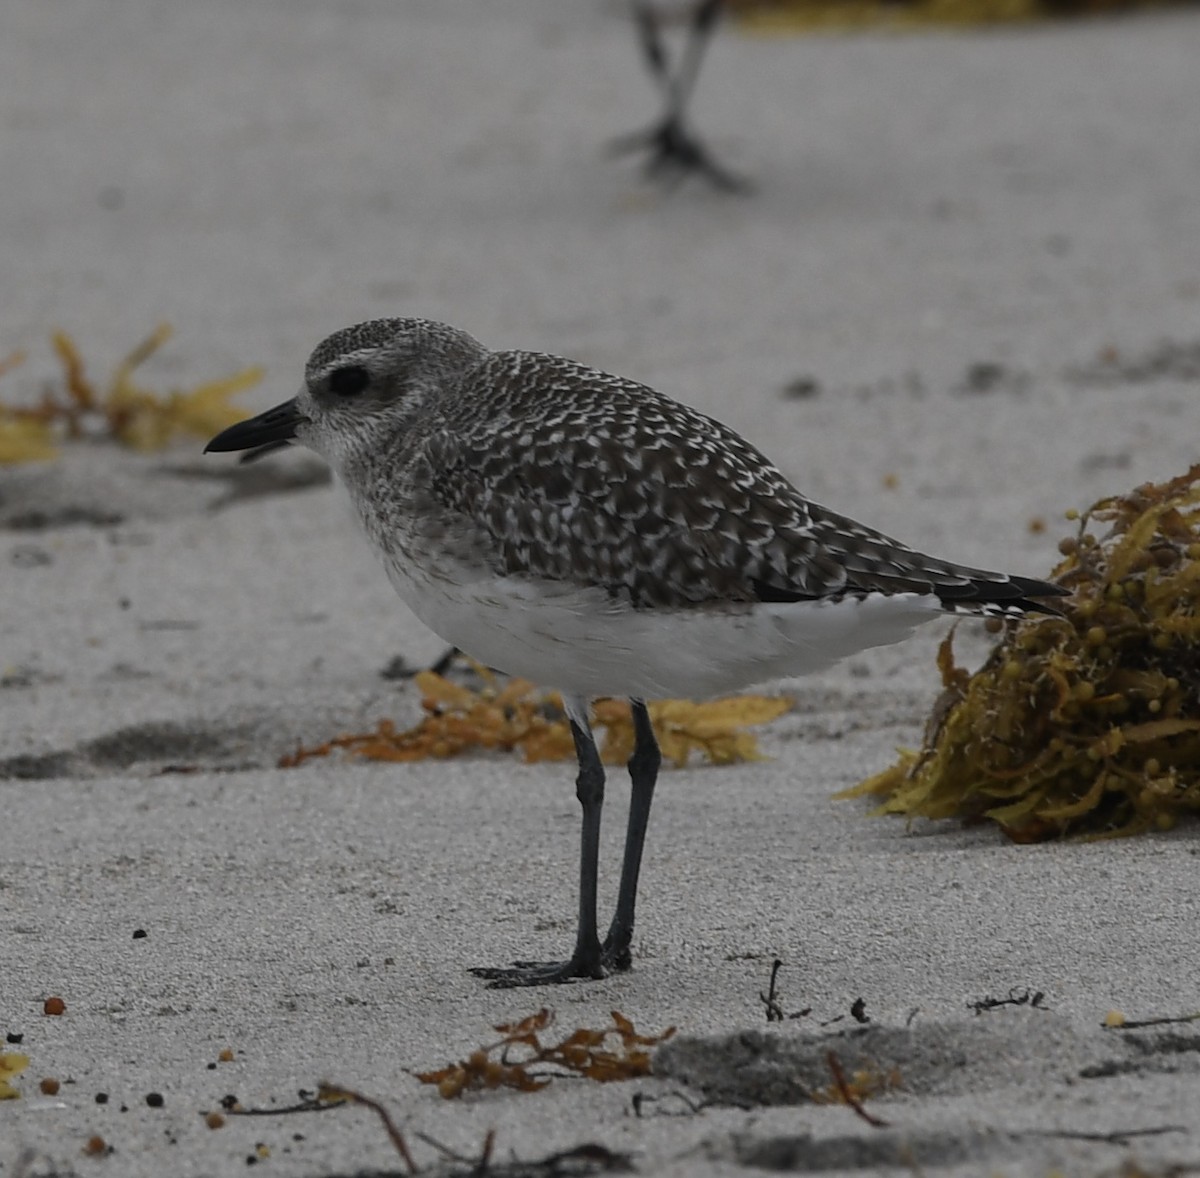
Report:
613,1,752,192
616,0,1199,192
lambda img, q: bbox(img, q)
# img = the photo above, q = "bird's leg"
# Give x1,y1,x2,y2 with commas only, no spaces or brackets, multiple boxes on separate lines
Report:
672,0,722,120
602,699,661,971
470,697,608,987
564,706,607,971
632,0,673,100
612,0,751,193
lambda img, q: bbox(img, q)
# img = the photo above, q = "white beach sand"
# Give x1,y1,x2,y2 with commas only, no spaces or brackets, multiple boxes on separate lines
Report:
3,1,1200,1174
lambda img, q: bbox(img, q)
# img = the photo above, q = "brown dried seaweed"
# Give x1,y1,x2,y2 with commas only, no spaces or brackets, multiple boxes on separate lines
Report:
280,667,791,769
415,1008,675,1099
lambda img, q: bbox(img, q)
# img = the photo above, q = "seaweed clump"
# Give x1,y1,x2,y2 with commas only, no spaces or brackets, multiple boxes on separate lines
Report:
0,326,260,463
414,1008,675,1099
844,463,1200,841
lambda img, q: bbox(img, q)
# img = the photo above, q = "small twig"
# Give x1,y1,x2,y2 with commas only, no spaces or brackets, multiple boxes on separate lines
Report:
417,1132,629,1175
756,958,809,1022
1105,1011,1200,1030
472,1127,495,1176
221,1096,339,1117
1028,1125,1185,1147
970,987,1046,1015
410,1129,474,1164
826,1051,889,1129
819,997,867,1028
318,1084,418,1174
631,1089,707,1118
760,959,784,1022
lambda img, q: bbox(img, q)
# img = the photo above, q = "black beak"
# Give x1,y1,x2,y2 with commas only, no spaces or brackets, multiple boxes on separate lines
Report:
204,398,305,454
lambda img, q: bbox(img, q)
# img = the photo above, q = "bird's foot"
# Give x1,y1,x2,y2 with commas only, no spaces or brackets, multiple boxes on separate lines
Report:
600,933,633,974
470,941,632,989
609,119,751,193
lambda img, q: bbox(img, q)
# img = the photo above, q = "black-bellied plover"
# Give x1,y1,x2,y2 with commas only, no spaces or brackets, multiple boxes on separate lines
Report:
206,318,1065,987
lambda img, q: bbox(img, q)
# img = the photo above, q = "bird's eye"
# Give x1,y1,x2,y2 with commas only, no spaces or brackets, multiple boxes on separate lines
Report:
328,365,370,397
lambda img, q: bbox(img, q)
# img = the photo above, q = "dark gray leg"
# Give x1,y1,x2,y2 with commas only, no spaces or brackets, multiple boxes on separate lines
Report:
565,712,606,971
602,698,661,971
470,697,607,987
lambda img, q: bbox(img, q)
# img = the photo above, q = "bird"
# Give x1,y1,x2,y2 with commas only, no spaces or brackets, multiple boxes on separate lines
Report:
205,317,1066,987
614,0,751,192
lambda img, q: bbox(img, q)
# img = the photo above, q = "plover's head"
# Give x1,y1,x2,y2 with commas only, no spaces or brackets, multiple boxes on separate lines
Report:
205,318,487,468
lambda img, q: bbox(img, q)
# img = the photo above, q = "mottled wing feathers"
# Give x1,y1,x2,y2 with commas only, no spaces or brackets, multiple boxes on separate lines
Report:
424,352,841,607
424,351,1063,615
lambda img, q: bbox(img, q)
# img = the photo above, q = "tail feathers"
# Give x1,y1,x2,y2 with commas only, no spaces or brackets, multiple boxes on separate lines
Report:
934,572,1068,618
754,568,1068,618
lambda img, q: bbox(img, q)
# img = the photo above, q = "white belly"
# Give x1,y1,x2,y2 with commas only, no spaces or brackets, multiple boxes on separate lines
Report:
381,548,946,701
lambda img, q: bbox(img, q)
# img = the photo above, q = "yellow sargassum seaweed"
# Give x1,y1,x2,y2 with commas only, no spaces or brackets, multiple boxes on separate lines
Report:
0,327,260,463
729,0,1187,35
843,463,1200,841
282,669,792,771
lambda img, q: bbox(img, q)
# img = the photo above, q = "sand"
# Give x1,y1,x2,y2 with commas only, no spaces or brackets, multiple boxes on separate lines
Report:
3,1,1200,1174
